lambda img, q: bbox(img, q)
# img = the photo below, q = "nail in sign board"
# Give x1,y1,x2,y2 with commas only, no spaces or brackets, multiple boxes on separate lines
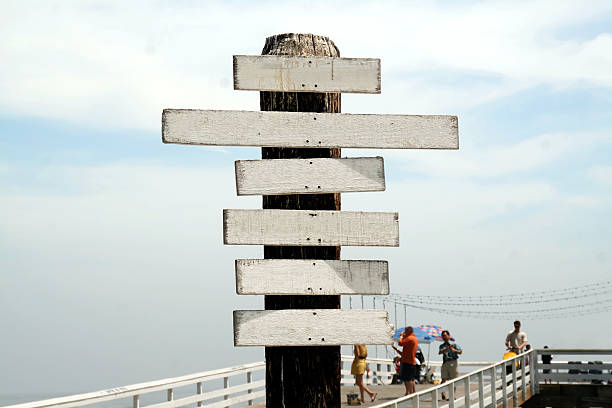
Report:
233,309,394,346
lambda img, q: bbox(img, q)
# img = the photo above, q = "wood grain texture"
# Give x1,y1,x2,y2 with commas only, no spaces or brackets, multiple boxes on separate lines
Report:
162,109,459,149
235,157,385,195
235,259,389,295
233,55,381,93
223,209,399,247
233,309,394,346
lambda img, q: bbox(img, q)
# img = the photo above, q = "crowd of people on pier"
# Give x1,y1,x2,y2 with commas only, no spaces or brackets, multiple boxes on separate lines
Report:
351,320,536,404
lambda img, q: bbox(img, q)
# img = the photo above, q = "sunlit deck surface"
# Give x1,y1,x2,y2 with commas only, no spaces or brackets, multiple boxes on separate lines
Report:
253,382,480,407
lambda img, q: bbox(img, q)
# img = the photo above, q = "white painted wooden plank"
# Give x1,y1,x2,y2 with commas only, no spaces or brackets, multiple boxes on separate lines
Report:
540,373,612,381
223,209,399,247
235,157,385,195
233,55,380,93
537,363,612,370
535,348,612,355
233,309,394,346
204,390,266,408
235,259,389,295
144,380,265,408
162,110,458,149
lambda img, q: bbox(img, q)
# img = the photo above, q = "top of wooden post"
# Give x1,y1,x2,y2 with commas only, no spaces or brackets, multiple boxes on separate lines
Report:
262,33,340,57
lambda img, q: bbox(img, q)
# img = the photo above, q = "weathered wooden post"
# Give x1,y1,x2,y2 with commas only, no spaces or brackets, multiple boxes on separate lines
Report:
260,33,342,407
162,32,458,407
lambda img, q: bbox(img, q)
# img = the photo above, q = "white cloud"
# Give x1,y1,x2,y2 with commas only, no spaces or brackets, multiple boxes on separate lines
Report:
565,194,604,208
588,165,612,186
376,131,612,179
0,0,611,129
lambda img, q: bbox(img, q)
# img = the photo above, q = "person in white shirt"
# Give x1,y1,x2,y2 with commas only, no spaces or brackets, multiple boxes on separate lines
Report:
505,320,528,354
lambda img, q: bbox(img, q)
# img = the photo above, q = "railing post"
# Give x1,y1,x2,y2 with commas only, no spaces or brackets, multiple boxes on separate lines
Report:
532,350,539,395
388,363,393,384
376,363,381,385
511,359,517,406
502,363,507,408
224,376,229,400
133,395,140,408
489,366,496,404
464,376,470,408
521,354,526,401
432,389,439,408
247,371,253,406
448,382,455,408
197,382,203,407
167,388,173,401
413,393,420,408
478,371,484,408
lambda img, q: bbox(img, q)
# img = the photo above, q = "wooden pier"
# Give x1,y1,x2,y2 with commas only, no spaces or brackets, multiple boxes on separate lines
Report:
5,349,611,408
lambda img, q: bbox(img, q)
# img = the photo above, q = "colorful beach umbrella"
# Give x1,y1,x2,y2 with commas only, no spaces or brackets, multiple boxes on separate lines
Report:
394,325,455,369
393,326,434,344
417,325,454,342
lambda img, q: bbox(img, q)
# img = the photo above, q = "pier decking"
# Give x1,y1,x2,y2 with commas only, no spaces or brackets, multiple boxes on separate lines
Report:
250,383,480,408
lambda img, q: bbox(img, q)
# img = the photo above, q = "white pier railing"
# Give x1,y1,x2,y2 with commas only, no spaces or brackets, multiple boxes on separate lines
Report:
4,349,611,408
1,356,491,408
2,362,266,408
2,356,496,408
372,348,612,408
534,348,612,387
372,350,535,408
342,357,495,386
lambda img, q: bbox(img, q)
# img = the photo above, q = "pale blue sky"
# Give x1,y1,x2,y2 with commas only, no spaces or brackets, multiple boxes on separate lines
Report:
1,0,611,403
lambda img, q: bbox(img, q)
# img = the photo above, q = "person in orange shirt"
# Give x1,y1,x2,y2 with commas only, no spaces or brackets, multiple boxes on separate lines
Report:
393,326,419,395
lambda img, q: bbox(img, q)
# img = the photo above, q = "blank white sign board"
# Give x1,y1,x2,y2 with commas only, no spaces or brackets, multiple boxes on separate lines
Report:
235,157,385,195
235,259,389,295
223,209,399,247
233,55,381,93
234,309,394,346
162,110,458,149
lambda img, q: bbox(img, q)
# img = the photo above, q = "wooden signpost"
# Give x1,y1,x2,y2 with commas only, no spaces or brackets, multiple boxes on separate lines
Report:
162,33,458,407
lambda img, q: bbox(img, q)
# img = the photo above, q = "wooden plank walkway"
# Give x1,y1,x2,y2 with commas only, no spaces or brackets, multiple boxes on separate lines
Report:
342,383,478,407
253,382,480,407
